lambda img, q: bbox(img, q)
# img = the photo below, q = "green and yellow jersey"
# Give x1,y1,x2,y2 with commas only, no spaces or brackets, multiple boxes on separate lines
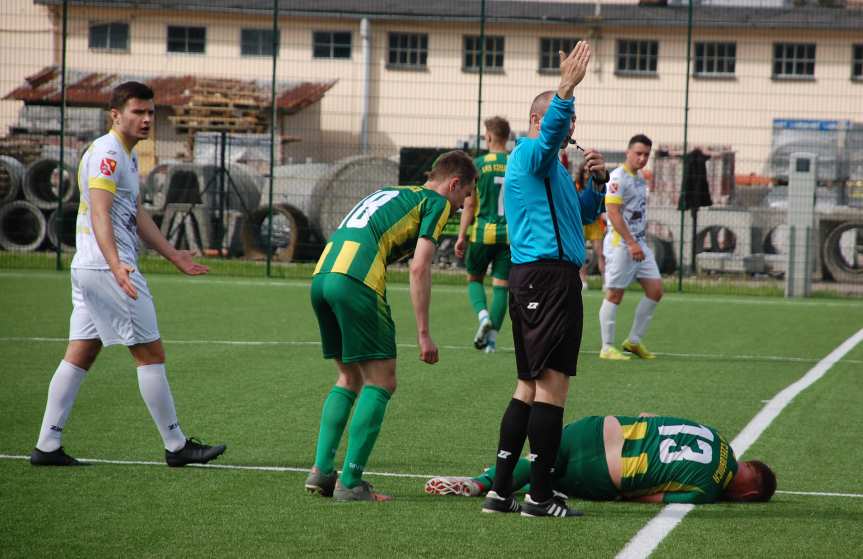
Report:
470,152,508,245
615,415,738,504
313,186,451,298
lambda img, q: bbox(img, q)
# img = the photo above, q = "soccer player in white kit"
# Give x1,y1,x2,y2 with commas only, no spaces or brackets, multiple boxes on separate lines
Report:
30,82,226,467
598,134,662,361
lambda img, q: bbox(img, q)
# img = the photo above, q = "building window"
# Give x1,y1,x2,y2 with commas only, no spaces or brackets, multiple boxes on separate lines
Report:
313,31,351,59
88,22,129,51
388,33,428,69
694,42,736,77
773,43,815,78
241,29,278,56
539,38,579,72
853,44,863,80
167,26,206,54
463,35,504,72
616,40,658,75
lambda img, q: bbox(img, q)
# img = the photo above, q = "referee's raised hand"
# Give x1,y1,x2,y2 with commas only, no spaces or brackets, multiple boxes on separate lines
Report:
558,41,591,100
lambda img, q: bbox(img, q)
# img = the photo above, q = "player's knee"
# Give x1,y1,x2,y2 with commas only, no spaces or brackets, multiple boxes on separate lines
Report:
606,289,624,304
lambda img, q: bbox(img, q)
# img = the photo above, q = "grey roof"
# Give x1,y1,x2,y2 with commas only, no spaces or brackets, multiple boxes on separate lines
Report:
34,0,863,30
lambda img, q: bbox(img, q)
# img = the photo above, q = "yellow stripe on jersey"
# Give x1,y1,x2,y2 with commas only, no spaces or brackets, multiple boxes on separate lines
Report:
78,200,89,215
483,222,497,245
722,471,734,489
605,194,623,204
469,224,477,243
89,177,117,194
314,242,333,275
611,230,622,247
432,200,452,239
621,422,648,440
483,153,497,162
331,241,360,274
621,453,649,477
365,207,422,296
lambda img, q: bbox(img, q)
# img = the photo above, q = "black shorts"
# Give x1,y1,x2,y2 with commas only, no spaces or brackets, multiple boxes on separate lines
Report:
508,260,583,379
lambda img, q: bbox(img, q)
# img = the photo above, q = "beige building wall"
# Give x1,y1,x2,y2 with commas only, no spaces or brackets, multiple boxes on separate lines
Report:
3,3,862,173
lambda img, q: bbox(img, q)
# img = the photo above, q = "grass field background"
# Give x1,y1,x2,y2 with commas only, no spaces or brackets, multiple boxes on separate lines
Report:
1,269,862,558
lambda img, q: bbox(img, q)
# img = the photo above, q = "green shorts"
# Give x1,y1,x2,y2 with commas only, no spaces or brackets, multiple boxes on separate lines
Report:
310,273,396,363
553,416,620,500
464,242,511,280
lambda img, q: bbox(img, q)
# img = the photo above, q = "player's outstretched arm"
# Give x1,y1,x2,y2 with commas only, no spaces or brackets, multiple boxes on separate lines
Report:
410,237,438,364
136,198,209,276
557,41,591,100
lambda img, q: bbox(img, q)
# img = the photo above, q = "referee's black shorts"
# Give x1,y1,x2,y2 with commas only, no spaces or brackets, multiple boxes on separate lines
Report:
508,260,583,380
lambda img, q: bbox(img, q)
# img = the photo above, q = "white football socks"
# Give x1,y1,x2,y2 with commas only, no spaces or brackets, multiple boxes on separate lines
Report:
628,297,658,345
478,309,490,323
36,360,87,452
137,364,186,452
599,299,618,350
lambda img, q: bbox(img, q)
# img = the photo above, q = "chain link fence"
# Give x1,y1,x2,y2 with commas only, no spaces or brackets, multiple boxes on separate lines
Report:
1,0,861,295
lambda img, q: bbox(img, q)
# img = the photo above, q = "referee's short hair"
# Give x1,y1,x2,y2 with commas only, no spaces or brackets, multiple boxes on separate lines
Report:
484,116,511,144
110,81,154,111
429,150,478,187
628,134,652,148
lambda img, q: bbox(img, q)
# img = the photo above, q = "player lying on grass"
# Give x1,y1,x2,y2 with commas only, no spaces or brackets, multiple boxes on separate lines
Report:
426,414,776,506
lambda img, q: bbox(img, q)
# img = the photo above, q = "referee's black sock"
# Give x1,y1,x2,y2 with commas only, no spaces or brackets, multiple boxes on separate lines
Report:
490,398,531,497
527,401,564,503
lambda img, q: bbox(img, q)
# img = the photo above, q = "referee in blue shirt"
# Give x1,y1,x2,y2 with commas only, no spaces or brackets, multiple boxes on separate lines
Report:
481,42,608,518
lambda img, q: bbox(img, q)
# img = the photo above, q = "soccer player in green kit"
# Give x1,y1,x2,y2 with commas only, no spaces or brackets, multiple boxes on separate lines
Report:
455,116,511,353
426,414,776,505
304,150,477,502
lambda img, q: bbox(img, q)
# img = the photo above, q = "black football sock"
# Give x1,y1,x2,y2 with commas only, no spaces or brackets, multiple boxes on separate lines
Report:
527,402,564,503
490,398,531,497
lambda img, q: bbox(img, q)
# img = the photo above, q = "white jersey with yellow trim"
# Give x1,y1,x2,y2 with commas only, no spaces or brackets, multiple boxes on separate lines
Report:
71,130,141,270
604,165,648,244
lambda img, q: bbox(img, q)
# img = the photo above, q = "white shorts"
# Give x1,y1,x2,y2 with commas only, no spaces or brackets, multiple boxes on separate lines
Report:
603,236,661,289
69,268,160,347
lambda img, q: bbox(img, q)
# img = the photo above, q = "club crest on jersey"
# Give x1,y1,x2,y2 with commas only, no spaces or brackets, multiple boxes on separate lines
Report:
609,182,620,194
100,158,117,176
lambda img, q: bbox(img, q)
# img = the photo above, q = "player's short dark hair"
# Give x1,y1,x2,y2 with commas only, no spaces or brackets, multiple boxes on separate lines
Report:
484,116,511,143
748,460,777,502
628,134,652,149
429,150,477,187
110,81,154,111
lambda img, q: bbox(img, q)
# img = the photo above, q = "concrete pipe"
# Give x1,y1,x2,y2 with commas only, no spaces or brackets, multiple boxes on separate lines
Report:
0,155,25,205
0,200,47,251
23,158,77,210
46,205,78,251
242,204,309,262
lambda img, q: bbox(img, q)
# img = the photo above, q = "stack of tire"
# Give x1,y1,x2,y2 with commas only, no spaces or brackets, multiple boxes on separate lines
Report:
0,155,78,254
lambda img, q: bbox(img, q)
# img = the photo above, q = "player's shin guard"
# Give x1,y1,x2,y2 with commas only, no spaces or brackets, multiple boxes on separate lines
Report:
137,364,186,452
36,360,86,452
313,386,357,474
490,398,531,497
628,297,658,344
490,285,508,330
526,402,564,503
468,281,488,316
599,299,618,348
340,385,391,489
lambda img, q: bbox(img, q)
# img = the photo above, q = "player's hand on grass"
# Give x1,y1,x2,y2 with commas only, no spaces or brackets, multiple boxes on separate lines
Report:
454,235,467,259
111,263,138,300
628,240,645,262
418,333,439,364
558,41,591,98
172,250,210,276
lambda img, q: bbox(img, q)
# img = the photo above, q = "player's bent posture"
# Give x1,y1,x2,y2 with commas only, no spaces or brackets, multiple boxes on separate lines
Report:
304,151,477,502
426,414,776,505
455,116,511,353
31,82,226,467
599,134,662,361
486,42,606,518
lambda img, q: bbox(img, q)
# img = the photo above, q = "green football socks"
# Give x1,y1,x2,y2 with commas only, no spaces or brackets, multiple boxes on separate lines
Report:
339,384,392,488
313,386,357,474
490,285,508,330
474,457,532,494
468,281,488,316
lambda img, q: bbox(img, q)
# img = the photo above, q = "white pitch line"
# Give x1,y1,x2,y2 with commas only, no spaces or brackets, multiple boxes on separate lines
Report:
2,453,861,498
0,454,440,479
615,327,863,559
3,337,862,366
